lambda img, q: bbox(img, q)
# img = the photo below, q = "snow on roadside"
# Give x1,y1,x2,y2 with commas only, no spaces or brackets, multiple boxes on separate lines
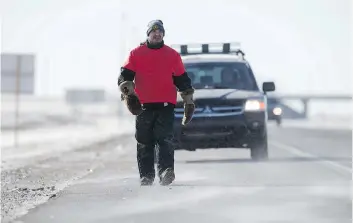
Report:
1,115,135,171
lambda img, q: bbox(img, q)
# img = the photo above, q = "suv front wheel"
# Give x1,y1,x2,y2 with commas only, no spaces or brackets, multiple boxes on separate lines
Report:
250,133,269,161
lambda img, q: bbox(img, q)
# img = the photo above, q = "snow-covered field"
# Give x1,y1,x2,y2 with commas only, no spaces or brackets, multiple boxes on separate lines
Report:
1,94,127,130
1,115,135,170
1,95,134,170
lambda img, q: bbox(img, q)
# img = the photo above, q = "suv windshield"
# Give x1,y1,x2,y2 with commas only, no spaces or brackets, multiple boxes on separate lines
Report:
184,62,258,91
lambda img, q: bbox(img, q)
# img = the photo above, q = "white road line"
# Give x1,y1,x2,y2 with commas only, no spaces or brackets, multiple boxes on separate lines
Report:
269,140,352,175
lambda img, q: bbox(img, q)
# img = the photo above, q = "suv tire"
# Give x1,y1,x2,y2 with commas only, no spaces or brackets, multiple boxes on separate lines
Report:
250,133,269,161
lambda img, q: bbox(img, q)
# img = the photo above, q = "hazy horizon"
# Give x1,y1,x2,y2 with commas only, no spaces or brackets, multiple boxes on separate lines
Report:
1,0,352,97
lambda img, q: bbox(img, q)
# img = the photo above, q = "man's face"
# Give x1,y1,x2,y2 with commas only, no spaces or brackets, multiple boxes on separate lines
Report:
148,29,164,44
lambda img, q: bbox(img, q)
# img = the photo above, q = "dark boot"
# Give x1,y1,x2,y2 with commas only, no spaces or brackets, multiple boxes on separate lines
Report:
159,168,175,186
140,177,154,186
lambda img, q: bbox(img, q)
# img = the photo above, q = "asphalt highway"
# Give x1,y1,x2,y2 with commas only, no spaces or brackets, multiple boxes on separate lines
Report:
3,126,352,223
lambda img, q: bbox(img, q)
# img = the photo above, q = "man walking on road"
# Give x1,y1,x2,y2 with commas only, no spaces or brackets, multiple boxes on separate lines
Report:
117,19,195,186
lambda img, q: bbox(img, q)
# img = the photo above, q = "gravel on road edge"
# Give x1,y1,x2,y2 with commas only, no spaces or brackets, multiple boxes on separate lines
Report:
1,133,134,223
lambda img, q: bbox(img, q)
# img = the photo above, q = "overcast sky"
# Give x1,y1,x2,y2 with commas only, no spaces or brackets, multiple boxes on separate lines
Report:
1,0,352,97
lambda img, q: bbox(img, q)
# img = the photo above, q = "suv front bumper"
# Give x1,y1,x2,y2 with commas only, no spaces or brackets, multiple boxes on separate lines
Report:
173,112,267,149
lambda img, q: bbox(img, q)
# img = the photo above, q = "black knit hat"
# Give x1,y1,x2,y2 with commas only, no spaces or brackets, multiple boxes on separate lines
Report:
147,20,165,36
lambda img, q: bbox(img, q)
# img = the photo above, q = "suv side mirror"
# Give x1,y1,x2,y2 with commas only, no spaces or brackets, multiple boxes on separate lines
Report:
262,82,275,92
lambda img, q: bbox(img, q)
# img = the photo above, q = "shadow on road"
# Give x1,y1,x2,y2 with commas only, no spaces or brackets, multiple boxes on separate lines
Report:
181,156,352,164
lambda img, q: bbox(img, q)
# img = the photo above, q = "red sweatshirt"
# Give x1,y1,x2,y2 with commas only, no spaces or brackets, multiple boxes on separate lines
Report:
119,43,191,105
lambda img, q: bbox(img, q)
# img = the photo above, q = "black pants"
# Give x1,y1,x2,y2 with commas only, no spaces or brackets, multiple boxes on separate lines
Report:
135,104,175,180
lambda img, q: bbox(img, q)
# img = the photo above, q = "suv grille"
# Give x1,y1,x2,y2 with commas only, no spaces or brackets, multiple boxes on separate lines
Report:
175,99,244,118
194,99,244,107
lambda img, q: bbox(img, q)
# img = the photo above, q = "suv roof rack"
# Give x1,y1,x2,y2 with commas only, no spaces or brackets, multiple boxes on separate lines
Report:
170,42,246,59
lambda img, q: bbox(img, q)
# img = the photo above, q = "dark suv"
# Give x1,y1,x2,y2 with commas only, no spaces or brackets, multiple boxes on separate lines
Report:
172,43,275,160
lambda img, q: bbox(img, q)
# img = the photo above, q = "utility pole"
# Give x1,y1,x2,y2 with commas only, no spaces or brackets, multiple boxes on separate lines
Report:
14,55,21,148
117,0,127,117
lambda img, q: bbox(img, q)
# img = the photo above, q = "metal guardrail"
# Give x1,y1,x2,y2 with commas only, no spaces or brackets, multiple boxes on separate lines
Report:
268,95,352,100
266,94,352,119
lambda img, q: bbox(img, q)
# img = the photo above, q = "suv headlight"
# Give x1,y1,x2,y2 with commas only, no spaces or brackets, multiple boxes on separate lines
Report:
273,107,282,115
244,99,265,111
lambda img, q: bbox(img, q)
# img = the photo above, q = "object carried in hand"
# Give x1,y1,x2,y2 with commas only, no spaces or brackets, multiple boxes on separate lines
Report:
121,93,143,116
182,103,195,125
119,81,143,116
180,88,195,126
